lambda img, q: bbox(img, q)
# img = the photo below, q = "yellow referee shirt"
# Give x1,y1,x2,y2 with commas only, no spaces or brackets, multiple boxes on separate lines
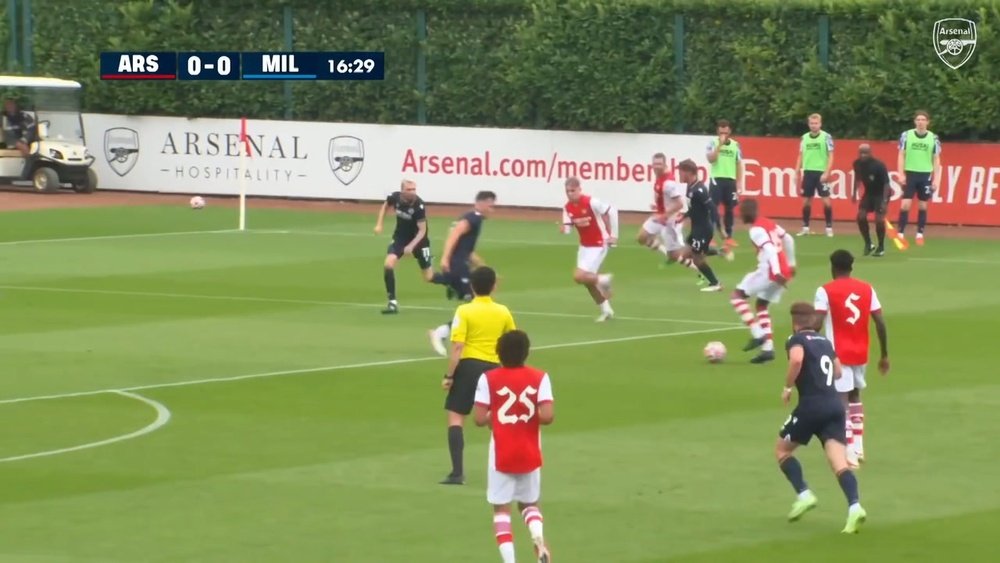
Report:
450,296,516,363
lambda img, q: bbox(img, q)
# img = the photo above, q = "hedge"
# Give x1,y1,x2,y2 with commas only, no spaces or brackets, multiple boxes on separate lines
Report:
22,0,1000,140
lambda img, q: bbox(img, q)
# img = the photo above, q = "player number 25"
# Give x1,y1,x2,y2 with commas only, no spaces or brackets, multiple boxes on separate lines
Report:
496,386,538,425
820,354,834,386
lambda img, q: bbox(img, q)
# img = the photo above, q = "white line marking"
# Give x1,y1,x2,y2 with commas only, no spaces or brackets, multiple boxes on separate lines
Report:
0,229,237,247
908,257,1000,265
0,326,743,406
0,390,171,463
0,284,738,326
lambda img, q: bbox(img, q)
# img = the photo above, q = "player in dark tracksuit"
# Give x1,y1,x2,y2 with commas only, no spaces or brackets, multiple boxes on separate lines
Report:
676,159,726,292
851,144,891,257
375,180,433,314
775,302,867,534
428,191,498,355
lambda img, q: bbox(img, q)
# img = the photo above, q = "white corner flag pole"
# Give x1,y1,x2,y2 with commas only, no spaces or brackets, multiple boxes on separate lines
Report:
238,117,249,231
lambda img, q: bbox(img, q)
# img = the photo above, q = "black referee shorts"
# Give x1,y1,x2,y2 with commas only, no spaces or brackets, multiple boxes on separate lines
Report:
444,358,499,415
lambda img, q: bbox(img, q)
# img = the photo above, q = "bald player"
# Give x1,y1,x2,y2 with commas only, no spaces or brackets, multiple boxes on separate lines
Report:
851,144,891,257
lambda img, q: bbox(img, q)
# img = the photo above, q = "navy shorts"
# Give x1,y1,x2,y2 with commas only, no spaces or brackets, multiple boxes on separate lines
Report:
686,230,714,255
710,178,739,206
447,256,472,299
801,171,831,198
902,172,933,202
387,239,433,270
779,400,846,446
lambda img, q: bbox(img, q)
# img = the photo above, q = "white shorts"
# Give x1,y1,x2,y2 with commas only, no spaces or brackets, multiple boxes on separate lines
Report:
835,364,868,393
576,246,608,273
487,466,541,505
736,269,785,303
641,216,665,236
660,222,686,252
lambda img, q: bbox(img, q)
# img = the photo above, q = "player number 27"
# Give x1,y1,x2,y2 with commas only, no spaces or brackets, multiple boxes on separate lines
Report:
496,386,538,425
820,354,834,386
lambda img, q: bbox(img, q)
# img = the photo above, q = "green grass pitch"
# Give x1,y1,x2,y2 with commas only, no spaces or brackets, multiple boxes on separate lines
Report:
0,202,997,562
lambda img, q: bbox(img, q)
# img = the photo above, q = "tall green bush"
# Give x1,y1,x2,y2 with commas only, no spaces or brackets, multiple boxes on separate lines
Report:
21,0,1000,140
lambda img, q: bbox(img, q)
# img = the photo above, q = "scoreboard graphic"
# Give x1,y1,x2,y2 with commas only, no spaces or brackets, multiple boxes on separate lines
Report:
100,52,385,81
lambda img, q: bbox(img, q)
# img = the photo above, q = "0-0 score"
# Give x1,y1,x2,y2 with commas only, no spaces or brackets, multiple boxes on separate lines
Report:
188,55,232,76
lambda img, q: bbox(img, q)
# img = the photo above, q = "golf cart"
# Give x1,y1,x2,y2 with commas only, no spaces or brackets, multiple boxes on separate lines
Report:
0,75,97,193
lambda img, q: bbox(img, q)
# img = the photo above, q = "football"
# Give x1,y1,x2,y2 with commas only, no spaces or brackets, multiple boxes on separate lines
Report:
190,196,206,210
704,341,727,363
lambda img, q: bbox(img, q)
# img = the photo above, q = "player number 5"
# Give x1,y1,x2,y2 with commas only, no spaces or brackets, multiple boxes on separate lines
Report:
844,293,861,325
496,386,538,425
820,354,834,386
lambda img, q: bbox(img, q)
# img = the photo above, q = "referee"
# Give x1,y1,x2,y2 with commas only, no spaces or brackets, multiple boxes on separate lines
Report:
440,265,516,485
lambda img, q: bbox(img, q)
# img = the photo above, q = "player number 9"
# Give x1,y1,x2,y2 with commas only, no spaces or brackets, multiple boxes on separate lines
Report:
187,56,201,76
820,354,834,386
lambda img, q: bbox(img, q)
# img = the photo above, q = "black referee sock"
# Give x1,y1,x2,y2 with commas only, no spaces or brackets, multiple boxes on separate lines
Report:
875,219,886,248
447,425,464,477
383,268,397,301
858,217,871,247
696,263,719,286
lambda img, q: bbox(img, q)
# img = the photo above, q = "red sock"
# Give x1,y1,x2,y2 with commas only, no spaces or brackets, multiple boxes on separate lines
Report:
493,512,513,546
730,297,755,325
849,402,864,453
521,505,544,540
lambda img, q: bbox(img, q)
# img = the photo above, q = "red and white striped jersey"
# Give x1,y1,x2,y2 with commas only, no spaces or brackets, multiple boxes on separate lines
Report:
748,217,793,281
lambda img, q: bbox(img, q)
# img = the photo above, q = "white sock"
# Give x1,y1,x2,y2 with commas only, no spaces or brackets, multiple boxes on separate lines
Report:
597,273,610,286
600,300,613,314
848,502,863,513
433,324,450,340
798,489,813,501
498,542,516,563
656,243,669,256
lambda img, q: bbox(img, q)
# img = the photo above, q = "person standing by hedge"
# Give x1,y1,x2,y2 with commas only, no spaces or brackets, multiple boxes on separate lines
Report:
794,114,835,238
894,110,941,249
706,119,742,248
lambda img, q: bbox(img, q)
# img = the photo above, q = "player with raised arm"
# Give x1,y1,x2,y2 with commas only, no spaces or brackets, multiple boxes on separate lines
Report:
794,113,835,237
374,179,433,314
851,145,892,257
677,159,725,292
428,191,497,355
474,330,554,563
776,302,867,534
730,199,797,364
562,177,619,322
814,250,889,467
706,119,742,248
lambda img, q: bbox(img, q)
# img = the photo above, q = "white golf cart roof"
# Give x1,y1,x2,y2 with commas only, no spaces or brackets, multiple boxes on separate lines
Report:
0,76,81,89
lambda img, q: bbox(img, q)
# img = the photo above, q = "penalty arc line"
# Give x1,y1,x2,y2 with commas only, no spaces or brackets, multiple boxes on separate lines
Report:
0,390,172,463
0,325,744,407
0,284,739,326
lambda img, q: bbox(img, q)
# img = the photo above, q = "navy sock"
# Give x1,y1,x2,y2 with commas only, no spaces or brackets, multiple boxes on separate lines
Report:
696,263,719,285
824,205,833,228
897,209,909,234
779,457,808,494
917,209,928,233
431,272,448,285
837,469,860,506
802,204,812,227
710,205,721,234
724,205,735,238
447,425,464,476
383,268,396,301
